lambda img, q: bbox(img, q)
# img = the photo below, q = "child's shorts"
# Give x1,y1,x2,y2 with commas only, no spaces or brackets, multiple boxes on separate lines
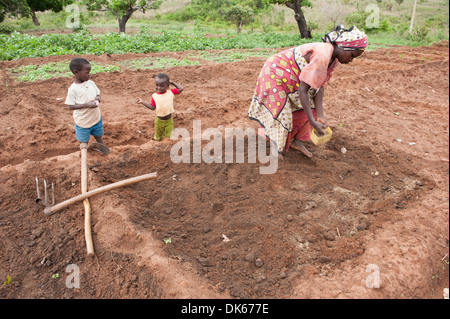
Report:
154,117,174,141
75,118,104,143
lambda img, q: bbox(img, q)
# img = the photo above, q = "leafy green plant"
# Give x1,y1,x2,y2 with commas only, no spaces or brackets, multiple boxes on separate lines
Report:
187,48,278,63
8,60,120,82
0,24,15,34
408,25,430,43
118,57,200,70
0,29,319,61
3,275,11,285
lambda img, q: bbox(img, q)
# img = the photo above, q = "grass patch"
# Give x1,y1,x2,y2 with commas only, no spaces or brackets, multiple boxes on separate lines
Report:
8,61,120,82
118,57,200,70
187,48,280,63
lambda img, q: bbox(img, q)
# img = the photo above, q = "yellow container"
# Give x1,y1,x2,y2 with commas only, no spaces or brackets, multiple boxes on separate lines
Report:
310,127,333,145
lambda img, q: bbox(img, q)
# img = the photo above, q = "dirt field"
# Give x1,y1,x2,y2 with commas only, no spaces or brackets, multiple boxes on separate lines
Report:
0,42,448,299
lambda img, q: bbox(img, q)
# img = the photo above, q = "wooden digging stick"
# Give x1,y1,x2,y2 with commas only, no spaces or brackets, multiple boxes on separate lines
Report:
44,172,158,217
81,143,95,256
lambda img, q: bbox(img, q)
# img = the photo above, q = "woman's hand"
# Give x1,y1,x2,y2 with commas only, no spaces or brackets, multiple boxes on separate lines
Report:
136,98,143,104
312,119,327,136
317,116,328,128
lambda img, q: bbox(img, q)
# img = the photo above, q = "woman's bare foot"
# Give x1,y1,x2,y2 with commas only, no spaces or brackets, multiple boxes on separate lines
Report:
290,140,313,158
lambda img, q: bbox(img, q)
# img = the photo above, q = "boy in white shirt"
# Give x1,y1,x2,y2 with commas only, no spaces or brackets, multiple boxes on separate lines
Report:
136,73,184,141
65,58,108,154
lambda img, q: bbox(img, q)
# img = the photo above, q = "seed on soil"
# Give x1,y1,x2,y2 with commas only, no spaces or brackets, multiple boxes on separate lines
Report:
245,252,255,262
254,258,264,268
202,226,211,233
197,257,214,267
356,224,366,231
306,234,318,243
318,256,332,263
31,229,43,238
323,232,335,241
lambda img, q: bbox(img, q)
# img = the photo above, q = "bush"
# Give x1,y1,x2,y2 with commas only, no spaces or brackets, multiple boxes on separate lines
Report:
408,25,430,43
345,10,391,33
0,25,15,34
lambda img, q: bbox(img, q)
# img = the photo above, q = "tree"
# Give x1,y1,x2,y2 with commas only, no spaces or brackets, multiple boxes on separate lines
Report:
83,0,162,33
265,0,313,38
322,0,350,30
409,0,418,33
224,4,255,33
26,0,73,26
0,0,30,22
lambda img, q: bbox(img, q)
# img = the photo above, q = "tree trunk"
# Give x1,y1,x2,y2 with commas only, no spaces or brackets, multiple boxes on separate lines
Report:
118,9,135,33
409,0,418,34
31,10,40,26
238,21,242,34
285,0,311,38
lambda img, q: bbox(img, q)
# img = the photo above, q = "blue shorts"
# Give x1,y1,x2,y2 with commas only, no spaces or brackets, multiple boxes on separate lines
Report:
75,118,104,143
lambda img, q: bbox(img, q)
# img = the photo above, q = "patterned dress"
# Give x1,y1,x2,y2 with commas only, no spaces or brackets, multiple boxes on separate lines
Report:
248,43,339,153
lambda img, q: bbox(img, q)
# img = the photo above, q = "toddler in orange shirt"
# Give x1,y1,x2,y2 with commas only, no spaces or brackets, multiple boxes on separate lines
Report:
137,73,184,141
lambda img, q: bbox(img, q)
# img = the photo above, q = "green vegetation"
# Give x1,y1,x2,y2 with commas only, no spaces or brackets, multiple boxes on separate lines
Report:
0,0,448,62
26,1,74,26
118,57,200,70
0,0,73,24
0,27,321,61
5,48,285,82
82,0,162,33
7,60,119,81
187,48,280,62
265,0,313,38
223,4,255,34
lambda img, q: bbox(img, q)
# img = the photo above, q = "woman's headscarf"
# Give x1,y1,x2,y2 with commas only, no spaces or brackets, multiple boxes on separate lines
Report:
323,25,369,51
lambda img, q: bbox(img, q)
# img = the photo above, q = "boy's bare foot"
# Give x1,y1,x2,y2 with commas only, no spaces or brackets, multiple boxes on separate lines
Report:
290,140,313,158
88,142,110,155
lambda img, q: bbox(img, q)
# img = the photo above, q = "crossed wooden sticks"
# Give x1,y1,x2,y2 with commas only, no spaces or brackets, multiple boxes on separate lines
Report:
36,144,157,256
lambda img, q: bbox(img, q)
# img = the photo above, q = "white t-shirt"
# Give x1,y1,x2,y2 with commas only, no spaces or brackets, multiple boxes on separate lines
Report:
65,80,101,128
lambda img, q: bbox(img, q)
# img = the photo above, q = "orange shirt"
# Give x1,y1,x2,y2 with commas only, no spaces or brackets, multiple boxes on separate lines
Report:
150,88,180,117
297,43,339,90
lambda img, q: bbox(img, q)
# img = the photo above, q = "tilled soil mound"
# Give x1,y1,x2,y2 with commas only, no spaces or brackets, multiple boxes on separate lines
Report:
0,42,448,299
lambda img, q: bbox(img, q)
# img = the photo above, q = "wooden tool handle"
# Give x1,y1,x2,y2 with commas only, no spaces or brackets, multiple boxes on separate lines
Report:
44,172,157,216
83,199,95,256
81,148,94,256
